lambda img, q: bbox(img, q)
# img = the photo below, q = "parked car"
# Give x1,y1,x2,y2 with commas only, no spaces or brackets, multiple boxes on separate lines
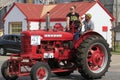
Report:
0,34,21,55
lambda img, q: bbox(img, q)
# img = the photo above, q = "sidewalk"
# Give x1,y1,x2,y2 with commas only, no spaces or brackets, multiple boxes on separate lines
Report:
111,54,120,66
0,56,9,61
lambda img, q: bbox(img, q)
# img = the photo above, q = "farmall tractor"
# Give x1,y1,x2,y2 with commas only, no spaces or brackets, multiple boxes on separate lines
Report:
1,15,111,80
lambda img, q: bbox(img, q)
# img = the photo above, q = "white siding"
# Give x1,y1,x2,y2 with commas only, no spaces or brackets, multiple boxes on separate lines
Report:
41,21,66,29
4,6,27,34
29,21,66,30
83,3,112,48
30,22,39,30
30,21,66,30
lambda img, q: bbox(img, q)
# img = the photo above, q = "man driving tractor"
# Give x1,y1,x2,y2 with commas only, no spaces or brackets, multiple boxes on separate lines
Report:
66,5,82,40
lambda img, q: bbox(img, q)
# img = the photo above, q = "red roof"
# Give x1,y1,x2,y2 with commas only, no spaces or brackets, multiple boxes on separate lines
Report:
3,1,114,22
15,3,43,21
48,2,96,21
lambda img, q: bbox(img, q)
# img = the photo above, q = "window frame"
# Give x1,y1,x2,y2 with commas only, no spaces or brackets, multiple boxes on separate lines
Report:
8,22,22,34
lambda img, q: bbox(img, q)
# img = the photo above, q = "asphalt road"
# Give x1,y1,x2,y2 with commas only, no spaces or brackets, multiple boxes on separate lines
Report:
0,54,120,80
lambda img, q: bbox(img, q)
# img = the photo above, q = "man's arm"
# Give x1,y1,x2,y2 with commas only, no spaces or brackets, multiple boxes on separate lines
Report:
79,16,83,27
66,17,70,30
90,21,94,30
86,21,94,32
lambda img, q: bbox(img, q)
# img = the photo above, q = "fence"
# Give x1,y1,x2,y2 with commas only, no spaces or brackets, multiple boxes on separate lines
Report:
114,41,120,52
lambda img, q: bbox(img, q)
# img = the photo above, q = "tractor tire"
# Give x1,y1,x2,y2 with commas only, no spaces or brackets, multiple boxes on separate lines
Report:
0,47,7,56
76,35,111,79
55,71,72,76
1,60,18,80
30,62,51,80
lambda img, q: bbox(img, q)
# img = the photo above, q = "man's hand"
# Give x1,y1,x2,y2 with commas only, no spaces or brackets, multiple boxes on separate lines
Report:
66,25,70,31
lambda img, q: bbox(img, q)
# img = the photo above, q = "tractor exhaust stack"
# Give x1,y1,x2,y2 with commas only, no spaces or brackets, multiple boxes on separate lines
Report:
46,12,50,31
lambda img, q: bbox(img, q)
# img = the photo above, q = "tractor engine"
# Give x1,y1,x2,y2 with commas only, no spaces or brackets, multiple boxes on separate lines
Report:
21,30,74,61
37,40,72,60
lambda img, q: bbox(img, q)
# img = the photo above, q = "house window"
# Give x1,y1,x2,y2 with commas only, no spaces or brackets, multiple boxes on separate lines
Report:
9,22,22,34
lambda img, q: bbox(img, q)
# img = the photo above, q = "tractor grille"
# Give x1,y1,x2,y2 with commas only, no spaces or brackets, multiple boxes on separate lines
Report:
21,35,32,52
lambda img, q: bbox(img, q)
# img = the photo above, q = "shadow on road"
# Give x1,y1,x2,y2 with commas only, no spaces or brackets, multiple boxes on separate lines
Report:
0,74,86,80
0,71,120,80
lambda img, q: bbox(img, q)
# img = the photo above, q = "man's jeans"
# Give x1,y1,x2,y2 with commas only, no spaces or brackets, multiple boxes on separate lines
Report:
74,31,80,41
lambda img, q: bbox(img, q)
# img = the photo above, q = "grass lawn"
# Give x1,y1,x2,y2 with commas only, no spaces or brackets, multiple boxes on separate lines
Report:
111,42,120,55
111,51,120,55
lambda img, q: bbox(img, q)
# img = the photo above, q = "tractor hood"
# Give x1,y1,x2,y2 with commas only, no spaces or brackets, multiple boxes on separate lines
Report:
21,30,73,41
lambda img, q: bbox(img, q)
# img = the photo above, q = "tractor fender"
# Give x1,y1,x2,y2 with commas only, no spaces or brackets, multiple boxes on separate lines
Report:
74,31,104,49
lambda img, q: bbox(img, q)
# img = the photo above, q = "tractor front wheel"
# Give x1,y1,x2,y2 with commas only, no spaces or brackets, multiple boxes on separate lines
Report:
76,35,111,79
30,62,51,80
1,60,18,80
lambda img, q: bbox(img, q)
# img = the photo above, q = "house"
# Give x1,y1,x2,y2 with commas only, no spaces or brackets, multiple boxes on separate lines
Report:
3,1,114,47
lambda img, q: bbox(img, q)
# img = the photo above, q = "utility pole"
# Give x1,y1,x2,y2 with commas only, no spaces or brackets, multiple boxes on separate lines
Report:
116,0,118,26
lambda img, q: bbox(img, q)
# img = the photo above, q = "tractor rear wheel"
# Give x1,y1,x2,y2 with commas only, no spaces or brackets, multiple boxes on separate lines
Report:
1,60,18,80
30,62,51,80
76,35,111,79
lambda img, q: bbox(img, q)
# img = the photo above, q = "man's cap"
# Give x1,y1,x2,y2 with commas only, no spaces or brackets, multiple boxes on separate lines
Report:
85,13,92,18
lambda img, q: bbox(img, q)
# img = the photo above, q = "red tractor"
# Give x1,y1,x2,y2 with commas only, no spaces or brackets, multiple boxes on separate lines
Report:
1,22,111,80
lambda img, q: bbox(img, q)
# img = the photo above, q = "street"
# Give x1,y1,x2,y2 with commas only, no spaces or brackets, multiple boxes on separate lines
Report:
0,54,120,80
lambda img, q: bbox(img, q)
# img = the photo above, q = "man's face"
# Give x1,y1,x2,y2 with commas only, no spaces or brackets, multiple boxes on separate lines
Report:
85,15,90,21
70,7,75,13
